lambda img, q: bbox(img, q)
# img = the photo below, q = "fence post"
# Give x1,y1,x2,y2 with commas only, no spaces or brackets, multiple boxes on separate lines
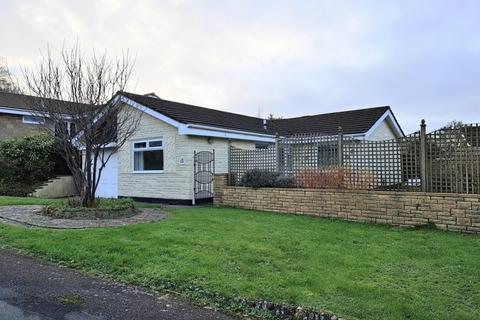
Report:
420,119,427,192
227,140,231,185
193,150,197,205
337,126,343,166
275,132,280,173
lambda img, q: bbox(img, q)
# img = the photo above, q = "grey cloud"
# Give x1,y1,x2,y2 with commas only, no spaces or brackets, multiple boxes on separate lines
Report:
1,0,479,134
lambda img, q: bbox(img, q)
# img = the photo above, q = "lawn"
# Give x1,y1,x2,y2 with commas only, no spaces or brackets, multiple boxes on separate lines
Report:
0,196,159,209
0,196,63,206
0,197,479,319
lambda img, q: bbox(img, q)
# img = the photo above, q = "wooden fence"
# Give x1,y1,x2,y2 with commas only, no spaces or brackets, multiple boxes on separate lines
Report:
229,121,480,194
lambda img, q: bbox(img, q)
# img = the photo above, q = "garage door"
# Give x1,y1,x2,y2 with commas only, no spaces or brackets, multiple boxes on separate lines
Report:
96,150,118,198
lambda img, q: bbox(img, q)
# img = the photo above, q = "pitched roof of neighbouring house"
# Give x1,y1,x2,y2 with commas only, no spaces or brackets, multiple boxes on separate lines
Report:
120,91,402,137
269,106,395,135
0,90,90,112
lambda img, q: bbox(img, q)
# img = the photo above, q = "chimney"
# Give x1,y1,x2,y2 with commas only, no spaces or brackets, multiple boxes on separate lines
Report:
144,92,161,99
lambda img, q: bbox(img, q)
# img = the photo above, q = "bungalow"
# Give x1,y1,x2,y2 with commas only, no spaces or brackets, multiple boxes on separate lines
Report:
0,90,404,203
103,92,403,203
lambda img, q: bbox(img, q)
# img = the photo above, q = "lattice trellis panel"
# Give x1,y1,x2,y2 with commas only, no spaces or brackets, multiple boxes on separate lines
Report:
426,124,480,194
228,124,480,194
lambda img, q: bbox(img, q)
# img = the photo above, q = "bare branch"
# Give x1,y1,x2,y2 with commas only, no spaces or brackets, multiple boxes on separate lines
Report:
20,44,138,207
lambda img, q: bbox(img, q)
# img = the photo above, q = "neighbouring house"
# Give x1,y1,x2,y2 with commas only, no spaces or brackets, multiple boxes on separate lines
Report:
0,90,404,203
0,91,85,197
0,91,81,140
94,91,404,203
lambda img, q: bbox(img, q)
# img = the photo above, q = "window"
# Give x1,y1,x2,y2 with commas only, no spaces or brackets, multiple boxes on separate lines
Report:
318,143,338,167
55,121,77,137
68,122,76,137
255,142,271,149
133,139,164,172
22,115,45,125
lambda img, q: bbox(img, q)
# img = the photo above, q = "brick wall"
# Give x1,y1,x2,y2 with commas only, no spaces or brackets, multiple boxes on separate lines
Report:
214,174,480,233
0,113,46,140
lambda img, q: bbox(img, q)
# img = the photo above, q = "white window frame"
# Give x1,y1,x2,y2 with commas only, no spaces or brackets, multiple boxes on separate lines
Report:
65,121,76,136
132,138,164,173
22,115,45,125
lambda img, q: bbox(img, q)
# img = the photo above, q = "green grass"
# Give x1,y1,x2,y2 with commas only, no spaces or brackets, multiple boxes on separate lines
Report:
0,196,63,206
0,196,162,209
0,197,479,319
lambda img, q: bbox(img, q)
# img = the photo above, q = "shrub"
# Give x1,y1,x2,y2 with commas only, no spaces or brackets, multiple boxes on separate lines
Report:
294,167,374,190
240,169,295,188
274,175,296,188
294,168,345,189
0,133,57,195
240,169,278,188
239,168,373,190
0,181,39,197
96,197,135,210
343,168,374,190
42,198,136,219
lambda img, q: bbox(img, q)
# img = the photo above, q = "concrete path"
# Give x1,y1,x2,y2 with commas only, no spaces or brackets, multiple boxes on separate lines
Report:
0,206,167,229
0,249,234,320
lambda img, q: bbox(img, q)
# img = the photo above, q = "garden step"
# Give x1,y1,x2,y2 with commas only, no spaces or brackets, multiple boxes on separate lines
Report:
30,175,78,199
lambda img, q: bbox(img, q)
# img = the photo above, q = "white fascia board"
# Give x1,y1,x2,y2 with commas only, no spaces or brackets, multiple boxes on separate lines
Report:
181,124,276,142
0,106,74,120
349,134,366,140
117,95,276,143
364,109,404,139
117,96,184,129
0,107,37,116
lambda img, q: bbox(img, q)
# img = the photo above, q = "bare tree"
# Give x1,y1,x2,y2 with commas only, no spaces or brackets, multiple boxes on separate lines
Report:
443,120,464,129
0,57,21,93
267,113,283,121
22,45,140,207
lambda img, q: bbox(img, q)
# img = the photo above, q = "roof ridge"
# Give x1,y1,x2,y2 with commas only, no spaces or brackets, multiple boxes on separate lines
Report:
275,106,390,122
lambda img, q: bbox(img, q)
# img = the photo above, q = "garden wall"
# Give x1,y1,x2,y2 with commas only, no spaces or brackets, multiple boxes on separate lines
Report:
214,174,480,234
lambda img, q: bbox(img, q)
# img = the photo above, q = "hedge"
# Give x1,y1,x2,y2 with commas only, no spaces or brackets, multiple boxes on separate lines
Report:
0,133,57,196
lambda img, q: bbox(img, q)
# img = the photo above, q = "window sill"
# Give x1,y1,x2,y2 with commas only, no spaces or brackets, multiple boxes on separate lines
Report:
22,121,44,125
132,170,165,174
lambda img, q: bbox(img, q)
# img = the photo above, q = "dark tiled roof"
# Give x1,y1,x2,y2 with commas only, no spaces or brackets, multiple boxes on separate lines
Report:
121,92,270,135
269,106,392,135
0,90,90,112
121,91,397,137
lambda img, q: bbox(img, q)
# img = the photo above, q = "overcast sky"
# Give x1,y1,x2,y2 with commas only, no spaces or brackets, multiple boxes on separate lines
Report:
2,0,479,133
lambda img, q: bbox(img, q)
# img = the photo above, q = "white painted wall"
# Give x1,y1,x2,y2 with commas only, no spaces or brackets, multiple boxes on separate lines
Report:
367,119,397,141
95,149,118,198
117,107,255,201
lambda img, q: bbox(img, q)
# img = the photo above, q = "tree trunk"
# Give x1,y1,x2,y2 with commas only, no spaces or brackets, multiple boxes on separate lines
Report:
81,144,96,208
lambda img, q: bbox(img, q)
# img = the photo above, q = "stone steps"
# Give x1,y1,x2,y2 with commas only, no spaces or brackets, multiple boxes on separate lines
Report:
29,175,78,198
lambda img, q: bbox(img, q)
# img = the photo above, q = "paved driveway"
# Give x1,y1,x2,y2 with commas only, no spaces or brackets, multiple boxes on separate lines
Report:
0,249,233,320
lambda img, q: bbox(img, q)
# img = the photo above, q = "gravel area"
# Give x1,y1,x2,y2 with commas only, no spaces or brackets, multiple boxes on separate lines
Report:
0,205,167,229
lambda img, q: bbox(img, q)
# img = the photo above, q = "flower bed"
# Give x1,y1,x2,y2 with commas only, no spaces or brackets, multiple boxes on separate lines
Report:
41,198,138,220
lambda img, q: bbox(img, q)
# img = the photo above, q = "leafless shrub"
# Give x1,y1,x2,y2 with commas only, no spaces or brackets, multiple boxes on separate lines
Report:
294,167,374,190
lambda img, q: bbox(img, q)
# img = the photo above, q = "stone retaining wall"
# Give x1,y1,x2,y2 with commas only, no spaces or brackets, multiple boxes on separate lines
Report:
214,174,480,234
